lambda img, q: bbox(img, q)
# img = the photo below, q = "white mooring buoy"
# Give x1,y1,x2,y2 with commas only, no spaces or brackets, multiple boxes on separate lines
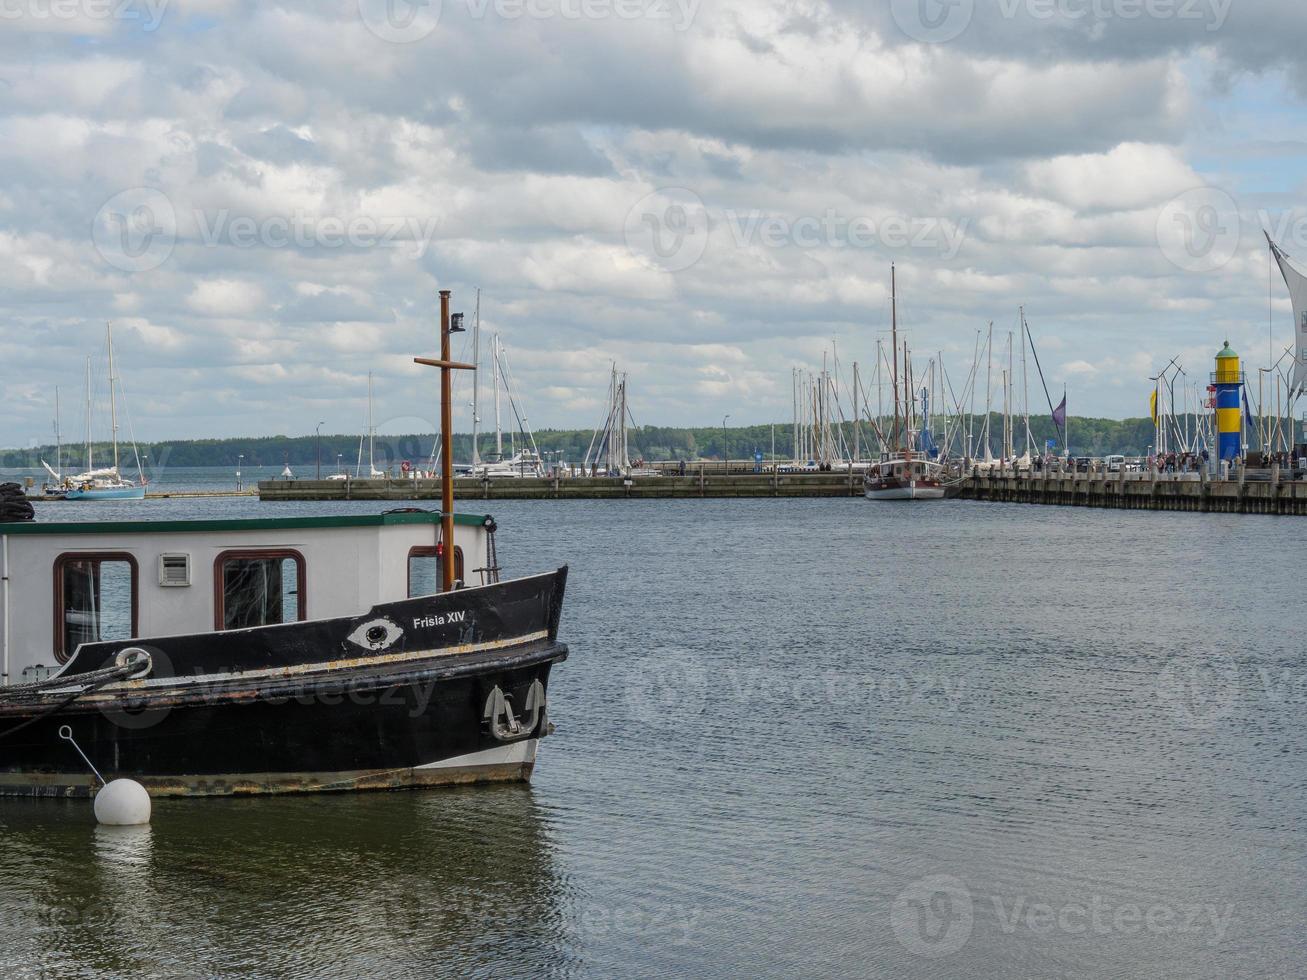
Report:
59,726,152,826
93,779,152,827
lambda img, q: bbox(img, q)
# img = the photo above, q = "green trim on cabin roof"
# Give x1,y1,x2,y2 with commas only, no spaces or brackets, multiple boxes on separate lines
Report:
0,511,491,536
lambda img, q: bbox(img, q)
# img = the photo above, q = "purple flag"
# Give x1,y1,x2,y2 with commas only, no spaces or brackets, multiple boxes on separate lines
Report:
1052,396,1067,428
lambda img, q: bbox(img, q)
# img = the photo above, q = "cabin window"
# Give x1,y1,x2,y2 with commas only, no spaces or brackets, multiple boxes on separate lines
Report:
54,553,138,663
214,550,305,630
408,546,464,596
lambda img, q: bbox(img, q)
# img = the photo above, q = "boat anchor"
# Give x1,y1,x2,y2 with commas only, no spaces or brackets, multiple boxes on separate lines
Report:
482,680,548,743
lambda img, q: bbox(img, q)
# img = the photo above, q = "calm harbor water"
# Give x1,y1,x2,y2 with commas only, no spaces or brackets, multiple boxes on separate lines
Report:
2,486,1305,978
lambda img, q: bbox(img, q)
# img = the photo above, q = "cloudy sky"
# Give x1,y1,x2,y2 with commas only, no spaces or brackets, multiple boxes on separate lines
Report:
3,0,1307,444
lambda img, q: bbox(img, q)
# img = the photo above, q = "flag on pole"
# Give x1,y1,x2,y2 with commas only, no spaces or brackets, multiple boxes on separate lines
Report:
1242,389,1254,429
1052,395,1067,428
1150,389,1159,424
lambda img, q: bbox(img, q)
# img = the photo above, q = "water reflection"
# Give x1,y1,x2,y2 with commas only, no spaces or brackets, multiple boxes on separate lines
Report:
0,787,574,979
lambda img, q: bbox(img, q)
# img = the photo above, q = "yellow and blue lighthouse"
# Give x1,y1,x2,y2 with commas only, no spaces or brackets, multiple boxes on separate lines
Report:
1213,341,1244,462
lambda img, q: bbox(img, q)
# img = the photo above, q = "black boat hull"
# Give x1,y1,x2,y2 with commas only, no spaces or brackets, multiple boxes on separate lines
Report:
0,569,568,798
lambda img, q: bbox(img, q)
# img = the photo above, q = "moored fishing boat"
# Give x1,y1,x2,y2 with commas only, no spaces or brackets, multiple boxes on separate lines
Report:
0,290,569,798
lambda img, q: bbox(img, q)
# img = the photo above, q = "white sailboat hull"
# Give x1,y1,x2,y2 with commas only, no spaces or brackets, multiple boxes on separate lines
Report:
863,480,945,501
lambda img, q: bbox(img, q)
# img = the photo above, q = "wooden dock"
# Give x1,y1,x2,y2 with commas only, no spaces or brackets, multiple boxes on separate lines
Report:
259,471,869,501
957,465,1307,515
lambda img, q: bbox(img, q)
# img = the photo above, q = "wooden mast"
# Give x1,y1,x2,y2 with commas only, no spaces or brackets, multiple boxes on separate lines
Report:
414,289,475,592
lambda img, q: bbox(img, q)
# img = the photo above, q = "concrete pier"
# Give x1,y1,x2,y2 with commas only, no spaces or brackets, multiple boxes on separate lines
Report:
956,466,1307,515
258,466,1307,514
259,470,869,501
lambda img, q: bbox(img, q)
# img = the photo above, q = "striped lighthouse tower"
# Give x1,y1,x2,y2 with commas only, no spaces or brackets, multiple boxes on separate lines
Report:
1213,341,1244,462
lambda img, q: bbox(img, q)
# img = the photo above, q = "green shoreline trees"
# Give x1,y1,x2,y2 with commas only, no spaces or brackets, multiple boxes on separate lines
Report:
2,415,1180,470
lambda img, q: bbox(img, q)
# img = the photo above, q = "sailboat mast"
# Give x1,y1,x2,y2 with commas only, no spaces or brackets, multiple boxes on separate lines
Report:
890,264,900,452
107,323,121,474
904,359,912,446
853,361,860,463
493,335,503,458
54,386,61,476
1020,308,1031,456
367,371,375,474
876,339,884,454
983,322,993,458
85,355,93,472
471,289,481,467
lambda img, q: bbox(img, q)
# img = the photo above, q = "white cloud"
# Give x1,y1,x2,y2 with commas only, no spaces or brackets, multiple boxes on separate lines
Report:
1,0,1305,444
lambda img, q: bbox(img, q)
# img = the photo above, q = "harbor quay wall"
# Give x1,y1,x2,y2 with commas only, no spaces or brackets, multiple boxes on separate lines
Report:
957,465,1307,515
258,472,867,500
261,465,1307,514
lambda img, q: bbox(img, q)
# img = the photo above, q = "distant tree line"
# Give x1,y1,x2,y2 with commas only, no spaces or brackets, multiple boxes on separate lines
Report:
1,415,1195,470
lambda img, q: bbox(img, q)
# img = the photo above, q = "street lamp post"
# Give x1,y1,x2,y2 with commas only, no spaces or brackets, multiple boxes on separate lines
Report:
336,453,343,477
315,421,325,480
236,454,244,491
722,414,731,474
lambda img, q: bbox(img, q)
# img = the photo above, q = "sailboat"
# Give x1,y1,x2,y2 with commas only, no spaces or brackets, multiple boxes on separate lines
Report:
863,266,946,501
333,372,388,481
64,325,147,501
469,327,545,479
39,387,69,498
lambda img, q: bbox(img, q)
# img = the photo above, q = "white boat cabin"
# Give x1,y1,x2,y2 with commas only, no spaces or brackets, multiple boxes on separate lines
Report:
0,511,496,685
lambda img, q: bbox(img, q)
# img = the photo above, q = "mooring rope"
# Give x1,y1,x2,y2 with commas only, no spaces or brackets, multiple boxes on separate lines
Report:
0,654,150,741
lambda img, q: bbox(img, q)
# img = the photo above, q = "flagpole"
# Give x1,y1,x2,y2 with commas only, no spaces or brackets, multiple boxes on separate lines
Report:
1063,383,1068,458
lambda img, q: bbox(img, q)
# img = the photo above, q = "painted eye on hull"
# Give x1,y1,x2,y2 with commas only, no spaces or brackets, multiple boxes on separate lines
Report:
347,618,405,652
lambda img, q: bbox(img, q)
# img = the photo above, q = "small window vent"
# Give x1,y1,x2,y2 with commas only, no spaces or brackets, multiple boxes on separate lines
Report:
159,553,191,587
